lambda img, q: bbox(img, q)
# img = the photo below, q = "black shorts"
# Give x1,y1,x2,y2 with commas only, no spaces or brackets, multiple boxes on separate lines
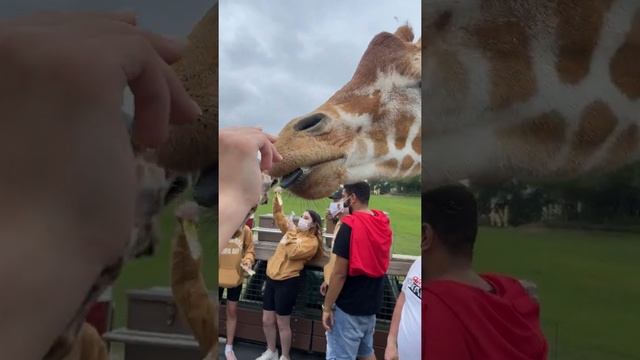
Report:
219,283,243,302
262,276,301,316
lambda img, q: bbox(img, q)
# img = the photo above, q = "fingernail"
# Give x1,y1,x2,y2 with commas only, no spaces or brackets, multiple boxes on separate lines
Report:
114,9,138,24
192,100,203,117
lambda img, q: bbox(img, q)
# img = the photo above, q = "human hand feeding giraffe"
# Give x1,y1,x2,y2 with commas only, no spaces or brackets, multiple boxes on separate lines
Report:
218,127,282,248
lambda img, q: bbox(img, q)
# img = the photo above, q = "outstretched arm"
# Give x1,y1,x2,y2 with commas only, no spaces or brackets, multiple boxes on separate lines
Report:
272,190,292,234
241,226,256,266
385,292,405,360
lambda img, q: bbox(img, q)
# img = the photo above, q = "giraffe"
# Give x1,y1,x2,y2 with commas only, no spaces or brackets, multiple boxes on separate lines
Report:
268,24,422,199
421,0,640,190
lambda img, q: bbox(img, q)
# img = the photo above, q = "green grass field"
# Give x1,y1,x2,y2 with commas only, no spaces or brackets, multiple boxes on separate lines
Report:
475,227,640,360
111,195,639,359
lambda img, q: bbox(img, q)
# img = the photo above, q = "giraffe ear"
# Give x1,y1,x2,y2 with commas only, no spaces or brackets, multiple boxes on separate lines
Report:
394,24,414,42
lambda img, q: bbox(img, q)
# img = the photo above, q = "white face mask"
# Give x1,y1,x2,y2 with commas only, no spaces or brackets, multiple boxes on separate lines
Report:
329,202,343,217
297,217,311,231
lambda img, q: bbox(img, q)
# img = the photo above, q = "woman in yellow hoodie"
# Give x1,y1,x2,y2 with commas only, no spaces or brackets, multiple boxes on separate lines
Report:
257,189,324,360
219,224,255,360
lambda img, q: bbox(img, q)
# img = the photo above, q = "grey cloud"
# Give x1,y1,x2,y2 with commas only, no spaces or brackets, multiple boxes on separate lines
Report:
219,0,420,134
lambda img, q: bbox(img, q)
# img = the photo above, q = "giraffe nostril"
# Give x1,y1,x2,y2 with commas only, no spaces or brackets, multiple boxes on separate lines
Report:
294,113,330,133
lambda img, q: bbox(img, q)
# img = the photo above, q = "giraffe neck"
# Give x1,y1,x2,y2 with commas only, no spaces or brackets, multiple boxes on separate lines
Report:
341,69,422,183
423,0,640,188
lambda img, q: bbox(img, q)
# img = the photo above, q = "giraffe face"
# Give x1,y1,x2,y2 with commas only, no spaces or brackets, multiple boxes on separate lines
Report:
270,25,422,199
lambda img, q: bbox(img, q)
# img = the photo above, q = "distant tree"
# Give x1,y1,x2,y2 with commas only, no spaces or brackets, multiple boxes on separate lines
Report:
370,176,420,195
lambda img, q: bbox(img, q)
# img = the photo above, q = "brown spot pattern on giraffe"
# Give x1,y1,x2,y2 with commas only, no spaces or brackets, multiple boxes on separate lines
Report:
498,111,567,172
337,91,383,120
555,0,615,84
605,124,639,170
401,155,414,171
412,132,421,154
381,158,399,169
611,9,640,99
395,113,415,149
566,100,617,171
369,126,389,157
473,3,536,110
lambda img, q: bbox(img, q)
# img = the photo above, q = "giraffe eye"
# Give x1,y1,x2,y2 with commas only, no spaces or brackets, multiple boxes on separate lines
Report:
294,113,331,134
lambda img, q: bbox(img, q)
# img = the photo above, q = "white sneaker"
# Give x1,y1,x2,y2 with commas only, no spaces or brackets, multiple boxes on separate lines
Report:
279,356,290,360
256,349,279,360
225,349,237,360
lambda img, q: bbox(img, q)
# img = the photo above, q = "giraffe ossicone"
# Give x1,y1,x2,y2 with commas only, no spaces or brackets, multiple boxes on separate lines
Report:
270,25,422,199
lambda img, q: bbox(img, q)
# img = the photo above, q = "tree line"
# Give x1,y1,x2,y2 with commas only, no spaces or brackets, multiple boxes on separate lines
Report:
469,162,640,227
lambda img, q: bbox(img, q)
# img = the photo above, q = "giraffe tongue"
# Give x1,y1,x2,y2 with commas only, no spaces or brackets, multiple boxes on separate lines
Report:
280,168,304,189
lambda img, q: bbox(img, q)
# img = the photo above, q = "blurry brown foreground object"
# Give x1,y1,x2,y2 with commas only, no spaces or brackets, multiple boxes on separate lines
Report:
171,201,218,358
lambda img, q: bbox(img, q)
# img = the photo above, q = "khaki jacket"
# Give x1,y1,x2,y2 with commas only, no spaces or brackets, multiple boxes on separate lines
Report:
219,225,255,288
266,199,319,280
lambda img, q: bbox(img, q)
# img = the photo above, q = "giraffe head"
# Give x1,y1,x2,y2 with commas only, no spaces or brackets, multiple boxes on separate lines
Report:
269,25,422,199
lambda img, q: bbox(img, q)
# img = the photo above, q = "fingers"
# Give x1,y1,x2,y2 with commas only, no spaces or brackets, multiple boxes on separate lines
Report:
323,317,331,331
258,140,275,171
219,127,283,170
252,131,282,171
161,60,202,124
113,34,200,147
265,132,278,142
258,140,283,170
115,35,171,147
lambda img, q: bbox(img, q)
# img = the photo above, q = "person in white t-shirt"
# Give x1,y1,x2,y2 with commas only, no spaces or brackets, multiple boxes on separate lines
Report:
385,257,422,360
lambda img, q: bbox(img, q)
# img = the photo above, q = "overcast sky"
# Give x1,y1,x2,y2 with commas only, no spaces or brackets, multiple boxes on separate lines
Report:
0,0,213,35
219,0,421,134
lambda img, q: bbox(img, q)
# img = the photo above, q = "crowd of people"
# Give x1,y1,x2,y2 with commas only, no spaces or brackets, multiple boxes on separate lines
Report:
218,180,422,360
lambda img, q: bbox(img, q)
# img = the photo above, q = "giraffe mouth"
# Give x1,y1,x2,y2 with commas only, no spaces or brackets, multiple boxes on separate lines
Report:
278,157,346,192
280,167,311,189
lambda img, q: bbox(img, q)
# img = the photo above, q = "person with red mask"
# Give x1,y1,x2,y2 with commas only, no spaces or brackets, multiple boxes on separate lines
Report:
422,185,548,359
322,182,393,360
